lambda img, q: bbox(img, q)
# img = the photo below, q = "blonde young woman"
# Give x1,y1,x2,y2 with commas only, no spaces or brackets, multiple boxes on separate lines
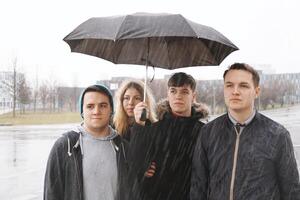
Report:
113,80,157,141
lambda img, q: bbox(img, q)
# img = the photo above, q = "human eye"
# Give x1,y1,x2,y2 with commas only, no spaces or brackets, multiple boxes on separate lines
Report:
182,89,189,95
100,103,108,109
86,104,94,109
123,96,130,101
169,88,176,93
240,83,250,88
225,83,233,88
135,96,142,101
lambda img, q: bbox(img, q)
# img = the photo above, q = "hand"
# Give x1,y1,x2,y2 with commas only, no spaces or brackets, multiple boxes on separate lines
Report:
134,102,149,125
144,162,156,178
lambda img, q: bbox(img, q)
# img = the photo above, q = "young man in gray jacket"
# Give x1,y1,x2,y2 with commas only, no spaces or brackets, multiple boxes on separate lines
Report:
191,63,300,199
44,84,128,200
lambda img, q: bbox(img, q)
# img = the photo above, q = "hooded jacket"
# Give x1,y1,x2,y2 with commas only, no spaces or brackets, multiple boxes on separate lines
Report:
190,112,300,200
43,126,128,200
128,99,209,200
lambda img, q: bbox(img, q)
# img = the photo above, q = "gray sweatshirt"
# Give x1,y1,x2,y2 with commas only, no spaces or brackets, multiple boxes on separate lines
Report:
76,125,118,200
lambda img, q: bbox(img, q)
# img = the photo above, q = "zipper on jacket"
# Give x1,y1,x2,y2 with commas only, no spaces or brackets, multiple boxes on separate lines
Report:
229,126,242,200
73,148,83,200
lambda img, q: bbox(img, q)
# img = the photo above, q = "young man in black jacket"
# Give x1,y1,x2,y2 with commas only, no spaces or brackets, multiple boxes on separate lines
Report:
128,72,208,200
191,63,300,199
44,84,128,200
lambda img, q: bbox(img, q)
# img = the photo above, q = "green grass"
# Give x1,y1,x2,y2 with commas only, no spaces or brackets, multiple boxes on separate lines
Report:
0,111,82,125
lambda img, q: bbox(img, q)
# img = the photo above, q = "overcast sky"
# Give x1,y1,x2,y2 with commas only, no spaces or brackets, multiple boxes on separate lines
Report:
0,0,299,87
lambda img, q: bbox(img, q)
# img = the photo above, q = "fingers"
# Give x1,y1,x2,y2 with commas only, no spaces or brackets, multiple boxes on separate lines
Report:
144,162,156,178
134,102,149,125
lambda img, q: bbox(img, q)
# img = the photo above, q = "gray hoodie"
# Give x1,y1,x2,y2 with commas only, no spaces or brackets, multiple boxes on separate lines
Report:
44,124,128,200
75,125,118,200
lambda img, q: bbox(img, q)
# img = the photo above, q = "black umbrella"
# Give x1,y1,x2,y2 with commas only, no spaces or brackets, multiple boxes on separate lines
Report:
64,12,238,119
64,12,238,68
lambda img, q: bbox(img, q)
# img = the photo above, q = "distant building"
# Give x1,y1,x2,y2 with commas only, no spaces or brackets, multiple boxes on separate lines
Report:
56,86,84,112
261,72,300,104
97,76,142,96
0,71,25,113
254,64,276,74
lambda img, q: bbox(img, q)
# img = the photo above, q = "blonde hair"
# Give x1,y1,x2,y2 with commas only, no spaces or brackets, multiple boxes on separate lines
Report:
113,79,157,135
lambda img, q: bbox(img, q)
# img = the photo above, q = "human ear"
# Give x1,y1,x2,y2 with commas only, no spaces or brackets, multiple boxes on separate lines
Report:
255,86,261,98
192,92,196,102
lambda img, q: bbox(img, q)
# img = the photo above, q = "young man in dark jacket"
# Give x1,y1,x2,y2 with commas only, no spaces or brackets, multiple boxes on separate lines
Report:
191,63,300,199
43,84,128,200
128,72,209,200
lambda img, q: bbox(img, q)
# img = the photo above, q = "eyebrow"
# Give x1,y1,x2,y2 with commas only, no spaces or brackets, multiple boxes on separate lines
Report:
124,94,141,97
169,87,189,90
225,81,250,85
86,102,109,105
240,82,250,85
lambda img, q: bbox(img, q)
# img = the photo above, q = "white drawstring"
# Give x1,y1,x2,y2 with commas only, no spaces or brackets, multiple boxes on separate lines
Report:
67,137,72,156
110,140,119,153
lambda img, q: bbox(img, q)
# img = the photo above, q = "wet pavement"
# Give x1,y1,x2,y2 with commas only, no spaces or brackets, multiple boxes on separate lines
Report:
0,124,75,200
0,105,299,199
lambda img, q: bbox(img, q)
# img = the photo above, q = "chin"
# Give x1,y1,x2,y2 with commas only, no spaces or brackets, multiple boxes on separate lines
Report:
127,113,134,117
228,103,243,109
172,108,182,113
229,107,246,113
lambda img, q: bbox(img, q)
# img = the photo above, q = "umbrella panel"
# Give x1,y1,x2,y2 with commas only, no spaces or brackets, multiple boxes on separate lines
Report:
66,37,235,69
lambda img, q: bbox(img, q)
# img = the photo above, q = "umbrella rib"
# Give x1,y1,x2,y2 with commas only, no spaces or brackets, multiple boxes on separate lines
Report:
164,37,172,68
181,16,198,38
114,15,128,40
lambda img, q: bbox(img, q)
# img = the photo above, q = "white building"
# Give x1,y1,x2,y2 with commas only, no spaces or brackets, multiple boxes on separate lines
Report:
0,71,24,114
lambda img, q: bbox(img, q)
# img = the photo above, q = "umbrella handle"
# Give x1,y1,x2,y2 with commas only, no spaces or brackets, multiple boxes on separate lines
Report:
140,108,147,121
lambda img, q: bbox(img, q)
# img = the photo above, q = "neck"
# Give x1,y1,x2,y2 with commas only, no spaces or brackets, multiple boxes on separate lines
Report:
228,108,254,124
171,110,191,117
128,116,135,125
84,125,110,138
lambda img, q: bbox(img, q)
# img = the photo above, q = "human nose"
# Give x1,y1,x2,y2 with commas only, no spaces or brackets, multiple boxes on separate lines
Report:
128,97,134,105
175,92,183,99
93,105,101,114
232,86,240,95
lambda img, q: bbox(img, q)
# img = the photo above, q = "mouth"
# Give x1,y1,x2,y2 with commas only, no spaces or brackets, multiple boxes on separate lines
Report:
173,101,184,105
127,108,134,112
91,117,102,120
230,99,241,102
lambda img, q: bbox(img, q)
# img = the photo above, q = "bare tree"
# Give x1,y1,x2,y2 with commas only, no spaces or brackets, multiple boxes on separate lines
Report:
149,78,167,102
32,66,39,112
72,74,79,112
0,58,19,117
48,80,59,112
197,80,225,114
18,75,31,114
12,59,17,117
39,82,49,112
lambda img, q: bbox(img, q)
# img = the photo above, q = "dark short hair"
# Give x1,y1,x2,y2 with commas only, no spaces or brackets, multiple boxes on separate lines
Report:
168,72,196,91
223,63,260,87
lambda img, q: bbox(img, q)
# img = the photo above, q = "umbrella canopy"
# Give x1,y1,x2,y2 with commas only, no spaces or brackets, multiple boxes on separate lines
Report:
64,12,238,69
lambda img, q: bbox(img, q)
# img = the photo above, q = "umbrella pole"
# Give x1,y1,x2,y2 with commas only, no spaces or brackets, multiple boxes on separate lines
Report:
140,64,148,122
144,65,148,102
144,37,150,102
140,65,148,122
140,38,150,121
